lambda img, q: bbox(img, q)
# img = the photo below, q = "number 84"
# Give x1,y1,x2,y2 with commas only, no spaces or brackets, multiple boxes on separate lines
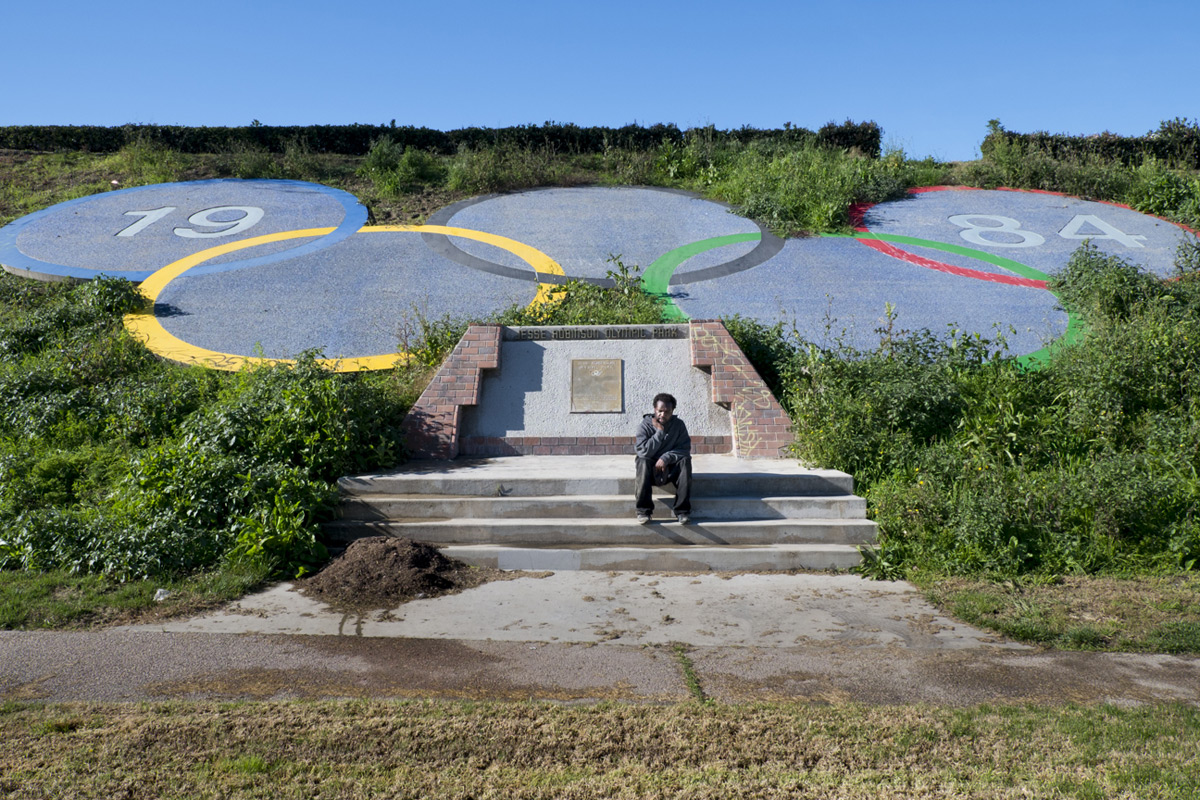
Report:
948,214,1147,249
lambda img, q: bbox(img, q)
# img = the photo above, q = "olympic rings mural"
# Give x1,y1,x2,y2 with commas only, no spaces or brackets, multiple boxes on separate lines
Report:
2,181,1194,372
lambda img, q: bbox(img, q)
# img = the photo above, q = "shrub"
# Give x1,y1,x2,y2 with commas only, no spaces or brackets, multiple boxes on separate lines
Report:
728,241,1200,579
447,143,562,194
0,273,410,580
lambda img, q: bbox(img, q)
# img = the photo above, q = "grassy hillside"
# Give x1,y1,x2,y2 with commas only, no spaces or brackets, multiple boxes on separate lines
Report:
2,128,1199,650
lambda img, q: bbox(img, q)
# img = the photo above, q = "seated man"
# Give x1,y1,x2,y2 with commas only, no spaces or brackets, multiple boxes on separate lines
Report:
634,392,692,524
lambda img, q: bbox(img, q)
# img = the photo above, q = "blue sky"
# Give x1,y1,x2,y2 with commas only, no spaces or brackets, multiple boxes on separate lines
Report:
3,0,1196,161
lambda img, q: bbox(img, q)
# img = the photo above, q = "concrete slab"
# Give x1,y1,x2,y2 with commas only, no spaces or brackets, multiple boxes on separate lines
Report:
116,572,1016,649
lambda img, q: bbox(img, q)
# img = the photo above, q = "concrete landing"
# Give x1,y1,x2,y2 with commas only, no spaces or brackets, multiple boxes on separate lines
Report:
118,572,1009,649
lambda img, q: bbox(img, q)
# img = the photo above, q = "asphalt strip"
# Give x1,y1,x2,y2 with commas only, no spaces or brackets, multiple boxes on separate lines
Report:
6,574,1200,705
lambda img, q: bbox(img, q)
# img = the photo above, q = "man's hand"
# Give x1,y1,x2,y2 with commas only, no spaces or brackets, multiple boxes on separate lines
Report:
655,457,667,477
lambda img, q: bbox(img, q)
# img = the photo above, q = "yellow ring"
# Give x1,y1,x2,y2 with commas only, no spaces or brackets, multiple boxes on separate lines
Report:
124,225,565,372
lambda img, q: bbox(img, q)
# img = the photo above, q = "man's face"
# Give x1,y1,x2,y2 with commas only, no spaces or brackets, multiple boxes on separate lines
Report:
654,401,675,425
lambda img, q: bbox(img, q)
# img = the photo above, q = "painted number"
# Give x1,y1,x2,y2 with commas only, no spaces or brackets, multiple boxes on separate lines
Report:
1057,214,1146,248
950,214,1146,249
949,215,1045,248
174,206,264,238
117,206,264,239
117,206,175,237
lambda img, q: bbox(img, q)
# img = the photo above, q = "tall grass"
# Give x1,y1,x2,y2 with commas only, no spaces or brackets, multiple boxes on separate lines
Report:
99,138,191,185
652,135,949,234
354,130,946,234
961,123,1200,229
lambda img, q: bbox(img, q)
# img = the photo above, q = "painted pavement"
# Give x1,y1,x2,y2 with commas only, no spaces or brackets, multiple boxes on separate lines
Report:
1,181,1193,370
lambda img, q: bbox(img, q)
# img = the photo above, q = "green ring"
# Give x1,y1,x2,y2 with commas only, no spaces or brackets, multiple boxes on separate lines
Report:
642,233,762,321
823,231,1083,368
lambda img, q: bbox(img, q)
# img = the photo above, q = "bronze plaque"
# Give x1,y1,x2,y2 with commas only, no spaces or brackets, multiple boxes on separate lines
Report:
571,359,623,413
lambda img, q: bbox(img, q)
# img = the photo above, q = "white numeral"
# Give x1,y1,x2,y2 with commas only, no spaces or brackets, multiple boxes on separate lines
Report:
117,206,176,237
949,215,1045,248
173,207,265,238
1058,214,1146,248
116,206,264,238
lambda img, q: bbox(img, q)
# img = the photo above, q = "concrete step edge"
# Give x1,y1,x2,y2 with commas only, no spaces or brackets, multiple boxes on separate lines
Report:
323,517,879,529
321,518,878,547
435,544,865,571
337,476,856,498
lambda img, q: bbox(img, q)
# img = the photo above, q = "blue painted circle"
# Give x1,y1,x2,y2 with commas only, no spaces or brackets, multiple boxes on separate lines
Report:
0,178,367,281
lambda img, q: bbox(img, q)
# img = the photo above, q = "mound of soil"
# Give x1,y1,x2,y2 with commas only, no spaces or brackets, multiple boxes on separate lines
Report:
300,537,497,610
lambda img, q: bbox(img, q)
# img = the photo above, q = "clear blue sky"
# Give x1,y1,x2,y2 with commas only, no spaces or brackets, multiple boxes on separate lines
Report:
3,0,1196,162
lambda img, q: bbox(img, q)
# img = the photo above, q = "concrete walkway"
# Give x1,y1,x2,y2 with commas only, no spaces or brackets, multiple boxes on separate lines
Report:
4,572,1199,706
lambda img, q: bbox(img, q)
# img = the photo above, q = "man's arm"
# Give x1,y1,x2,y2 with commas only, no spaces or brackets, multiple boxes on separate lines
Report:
655,418,691,467
634,417,664,460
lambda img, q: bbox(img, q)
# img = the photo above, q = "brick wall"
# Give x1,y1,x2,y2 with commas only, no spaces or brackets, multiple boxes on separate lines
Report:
401,321,791,460
400,324,501,460
689,320,793,459
459,434,732,457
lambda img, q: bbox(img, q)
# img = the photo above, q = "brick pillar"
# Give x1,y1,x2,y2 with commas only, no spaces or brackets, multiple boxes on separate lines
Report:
401,325,501,459
689,320,793,459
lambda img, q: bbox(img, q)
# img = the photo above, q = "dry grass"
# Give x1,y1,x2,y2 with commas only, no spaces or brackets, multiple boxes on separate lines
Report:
917,573,1200,653
2,700,1197,798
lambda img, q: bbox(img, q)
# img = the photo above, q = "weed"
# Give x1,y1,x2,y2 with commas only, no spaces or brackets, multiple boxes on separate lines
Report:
671,643,709,703
358,137,448,198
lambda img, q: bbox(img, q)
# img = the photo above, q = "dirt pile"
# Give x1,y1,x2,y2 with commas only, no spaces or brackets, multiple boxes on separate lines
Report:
300,537,495,610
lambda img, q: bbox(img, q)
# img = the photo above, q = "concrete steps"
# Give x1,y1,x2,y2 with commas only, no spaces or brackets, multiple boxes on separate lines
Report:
326,454,877,571
337,494,867,521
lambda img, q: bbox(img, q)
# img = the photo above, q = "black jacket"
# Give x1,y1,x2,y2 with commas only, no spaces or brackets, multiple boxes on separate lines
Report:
634,414,691,466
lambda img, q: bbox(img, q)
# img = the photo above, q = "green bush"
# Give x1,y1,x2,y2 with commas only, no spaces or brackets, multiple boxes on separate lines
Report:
963,120,1200,229
447,143,563,194
399,257,669,368
707,143,925,234
501,257,666,327
731,242,1200,579
0,274,409,580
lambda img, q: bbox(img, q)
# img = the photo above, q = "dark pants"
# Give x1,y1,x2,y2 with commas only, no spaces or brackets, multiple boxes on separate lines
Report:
635,456,692,515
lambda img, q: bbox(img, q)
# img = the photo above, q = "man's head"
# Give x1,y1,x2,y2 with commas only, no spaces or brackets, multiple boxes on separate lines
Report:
652,393,677,425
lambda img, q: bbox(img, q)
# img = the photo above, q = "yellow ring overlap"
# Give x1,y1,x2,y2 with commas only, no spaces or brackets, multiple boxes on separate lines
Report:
124,225,565,372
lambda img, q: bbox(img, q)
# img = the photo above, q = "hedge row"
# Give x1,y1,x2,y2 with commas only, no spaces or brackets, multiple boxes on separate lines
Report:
0,120,881,159
983,117,1200,170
